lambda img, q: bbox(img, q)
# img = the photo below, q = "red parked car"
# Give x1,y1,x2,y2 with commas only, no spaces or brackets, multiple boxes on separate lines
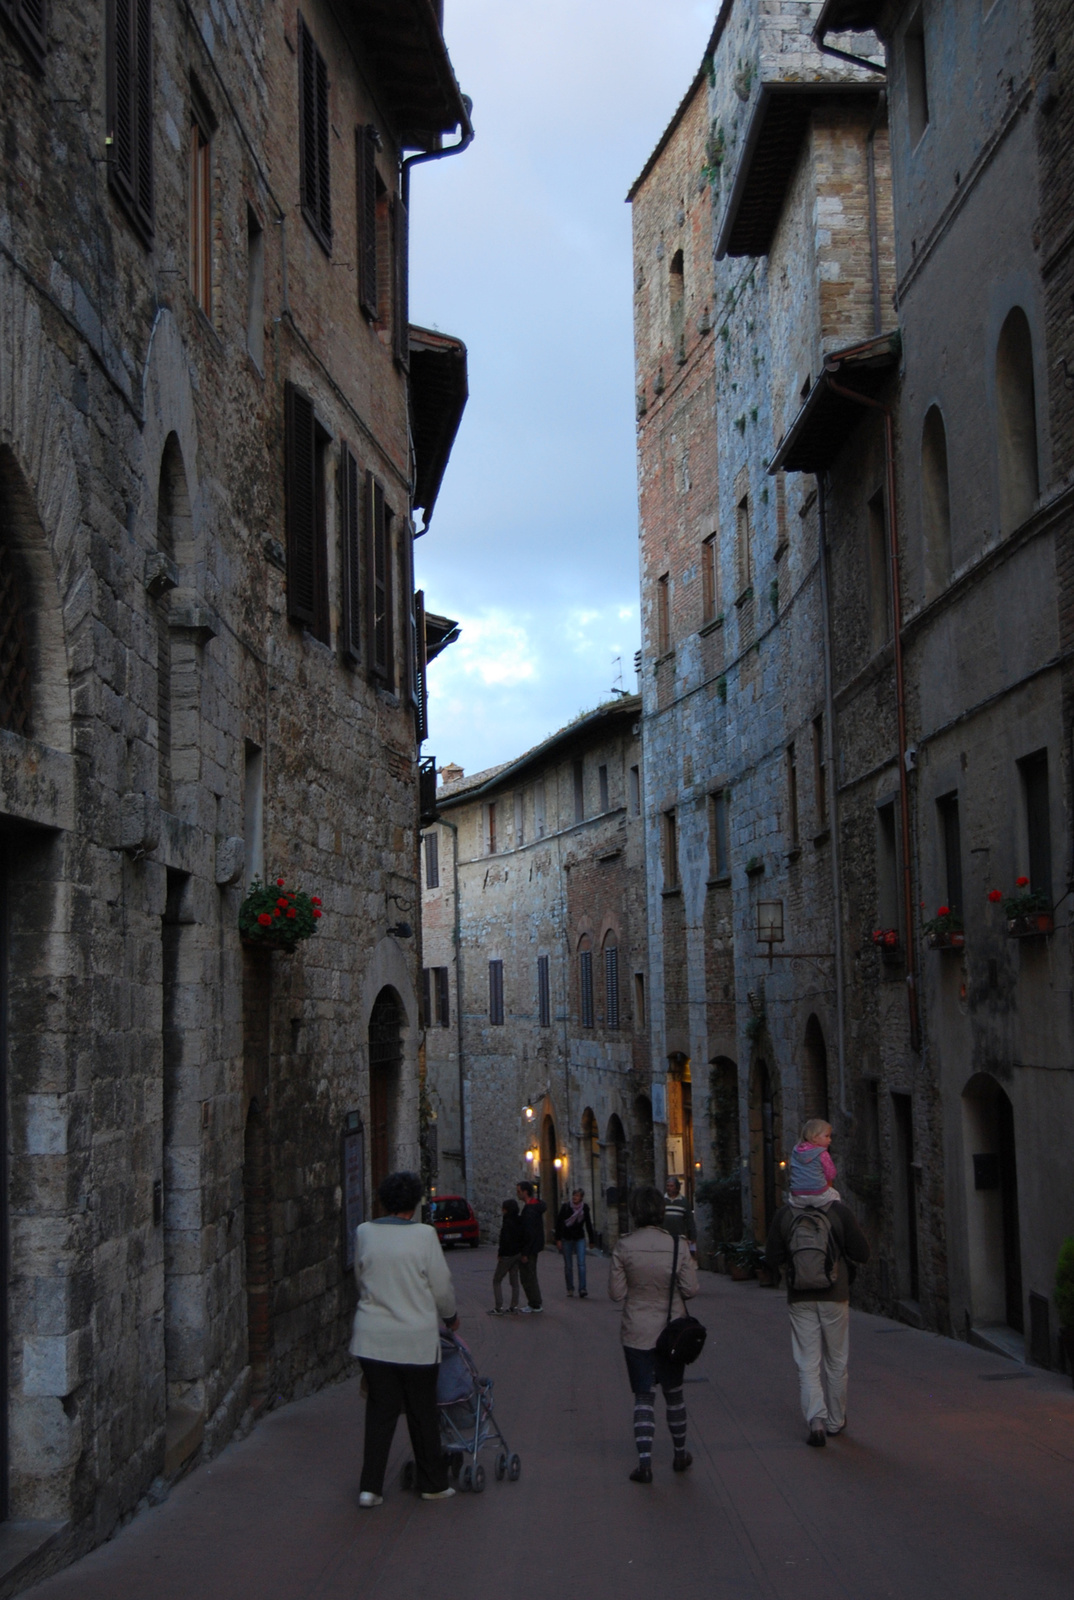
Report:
427,1195,479,1249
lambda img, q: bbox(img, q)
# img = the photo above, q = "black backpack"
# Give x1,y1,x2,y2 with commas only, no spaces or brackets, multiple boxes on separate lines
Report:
655,1233,707,1365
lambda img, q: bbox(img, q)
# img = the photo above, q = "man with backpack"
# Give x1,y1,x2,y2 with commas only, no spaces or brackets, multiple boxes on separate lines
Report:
764,1191,870,1447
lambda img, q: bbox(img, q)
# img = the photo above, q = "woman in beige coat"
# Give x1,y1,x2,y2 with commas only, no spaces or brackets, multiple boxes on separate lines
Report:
609,1185,699,1482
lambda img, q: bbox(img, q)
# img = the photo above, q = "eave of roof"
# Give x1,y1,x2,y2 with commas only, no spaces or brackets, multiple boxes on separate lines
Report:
425,610,460,663
347,0,468,147
814,0,886,44
769,330,901,474
409,325,468,529
715,80,882,260
437,696,642,809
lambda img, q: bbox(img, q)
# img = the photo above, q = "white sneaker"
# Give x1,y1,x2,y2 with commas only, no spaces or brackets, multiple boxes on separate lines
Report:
359,1491,383,1508
421,1486,456,1500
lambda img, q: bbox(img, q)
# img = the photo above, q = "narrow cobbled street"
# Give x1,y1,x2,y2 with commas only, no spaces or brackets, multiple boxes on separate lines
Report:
29,1251,1074,1600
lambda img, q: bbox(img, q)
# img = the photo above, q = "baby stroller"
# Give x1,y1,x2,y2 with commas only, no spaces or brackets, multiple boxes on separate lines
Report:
401,1331,521,1495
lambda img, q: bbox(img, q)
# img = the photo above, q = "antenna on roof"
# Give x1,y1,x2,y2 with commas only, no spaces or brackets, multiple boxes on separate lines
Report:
609,655,627,697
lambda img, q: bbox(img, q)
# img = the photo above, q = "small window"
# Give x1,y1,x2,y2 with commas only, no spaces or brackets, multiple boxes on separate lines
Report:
663,809,679,888
487,801,497,855
629,764,641,817
656,573,670,654
736,495,752,593
246,206,265,368
709,790,729,880
579,944,594,1028
436,966,450,1028
188,108,213,317
634,972,646,1029
867,488,891,650
1020,750,1052,902
284,383,330,644
786,743,799,848
604,939,619,1030
424,831,439,890
298,14,332,251
701,533,718,623
537,954,551,1028
488,959,504,1026
812,716,828,828
937,792,962,916
669,247,685,360
904,7,930,147
996,308,1039,534
598,764,609,813
573,759,585,824
244,742,264,889
107,0,155,242
921,405,951,594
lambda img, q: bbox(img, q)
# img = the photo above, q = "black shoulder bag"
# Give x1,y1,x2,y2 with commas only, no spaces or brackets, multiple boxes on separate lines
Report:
655,1233,707,1366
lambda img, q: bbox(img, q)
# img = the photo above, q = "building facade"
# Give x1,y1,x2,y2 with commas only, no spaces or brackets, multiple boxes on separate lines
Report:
0,0,468,1582
421,699,651,1248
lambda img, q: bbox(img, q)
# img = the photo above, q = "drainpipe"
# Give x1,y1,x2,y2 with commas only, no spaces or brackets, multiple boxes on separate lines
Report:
400,96,474,210
824,377,921,1054
438,817,468,1197
865,92,887,337
816,476,849,1120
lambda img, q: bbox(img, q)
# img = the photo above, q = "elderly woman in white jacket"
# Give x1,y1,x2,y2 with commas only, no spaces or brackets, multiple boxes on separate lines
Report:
351,1170,458,1507
609,1185,699,1483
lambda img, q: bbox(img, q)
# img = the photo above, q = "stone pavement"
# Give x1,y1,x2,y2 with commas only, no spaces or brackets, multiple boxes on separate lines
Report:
28,1248,1074,1600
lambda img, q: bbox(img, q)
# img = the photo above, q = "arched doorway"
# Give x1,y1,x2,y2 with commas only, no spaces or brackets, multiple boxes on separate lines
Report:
749,1058,779,1241
369,988,403,1210
709,1056,743,1241
802,1015,829,1125
667,1053,694,1202
633,1094,654,1188
243,1099,273,1405
607,1114,628,1239
962,1074,1023,1334
541,1113,559,1223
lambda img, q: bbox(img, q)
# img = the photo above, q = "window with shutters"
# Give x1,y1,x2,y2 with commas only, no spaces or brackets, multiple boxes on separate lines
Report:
424,830,439,890
338,442,361,664
436,966,450,1028
701,533,718,623
401,530,421,717
663,809,679,888
107,0,154,244
0,0,47,73
579,942,594,1029
603,939,619,1030
364,471,394,684
1020,750,1052,902
356,125,380,319
188,89,215,318
812,716,828,828
422,966,450,1028
392,195,409,368
709,789,730,880
656,572,670,654
0,538,32,737
284,383,330,644
537,955,551,1028
298,14,331,253
246,206,265,368
489,959,504,1026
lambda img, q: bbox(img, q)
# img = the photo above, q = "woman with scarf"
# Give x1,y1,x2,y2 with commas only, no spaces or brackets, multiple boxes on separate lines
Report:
553,1188,597,1297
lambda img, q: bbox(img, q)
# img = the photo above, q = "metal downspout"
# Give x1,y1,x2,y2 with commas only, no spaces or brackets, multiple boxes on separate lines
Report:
816,476,849,1120
400,97,474,210
824,377,921,1053
438,817,468,1197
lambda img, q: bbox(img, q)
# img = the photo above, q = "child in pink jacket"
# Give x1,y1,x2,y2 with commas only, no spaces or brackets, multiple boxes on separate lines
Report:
789,1118,839,1201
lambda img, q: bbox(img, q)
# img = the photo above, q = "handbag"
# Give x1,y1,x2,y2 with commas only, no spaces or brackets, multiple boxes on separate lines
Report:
655,1232,707,1365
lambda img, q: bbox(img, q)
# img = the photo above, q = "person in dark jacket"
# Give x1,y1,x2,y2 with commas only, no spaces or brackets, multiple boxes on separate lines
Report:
765,1195,870,1446
489,1199,524,1315
515,1181,548,1313
663,1177,696,1248
554,1188,597,1297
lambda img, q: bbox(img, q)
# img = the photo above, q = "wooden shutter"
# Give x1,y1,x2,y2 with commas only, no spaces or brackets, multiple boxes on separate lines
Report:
580,950,593,1028
298,14,331,250
489,960,504,1025
339,442,361,664
0,0,47,72
107,0,154,242
414,589,428,743
604,945,619,1029
392,193,409,368
538,955,550,1029
422,967,431,1029
436,967,450,1029
364,471,392,683
424,829,439,889
356,126,378,319
284,382,317,629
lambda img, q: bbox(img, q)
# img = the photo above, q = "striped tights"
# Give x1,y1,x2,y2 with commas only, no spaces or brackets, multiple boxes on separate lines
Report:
633,1387,687,1464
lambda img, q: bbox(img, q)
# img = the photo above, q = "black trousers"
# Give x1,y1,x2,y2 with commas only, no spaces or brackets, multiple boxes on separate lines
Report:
359,1358,447,1495
519,1253,542,1307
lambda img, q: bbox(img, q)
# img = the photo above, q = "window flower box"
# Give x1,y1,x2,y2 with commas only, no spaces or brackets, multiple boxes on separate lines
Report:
872,927,901,960
989,880,1052,939
922,905,963,950
1006,910,1054,939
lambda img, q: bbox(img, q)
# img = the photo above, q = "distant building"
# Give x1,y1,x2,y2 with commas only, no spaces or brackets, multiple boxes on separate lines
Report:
0,0,469,1575
421,698,651,1246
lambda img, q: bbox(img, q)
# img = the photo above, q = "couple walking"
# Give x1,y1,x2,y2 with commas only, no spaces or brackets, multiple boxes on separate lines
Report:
491,1183,596,1312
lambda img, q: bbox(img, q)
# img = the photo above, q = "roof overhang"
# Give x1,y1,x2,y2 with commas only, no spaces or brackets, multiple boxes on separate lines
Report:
769,330,901,474
409,325,468,529
346,0,469,147
716,81,882,260
437,696,643,809
424,610,460,663
813,0,886,45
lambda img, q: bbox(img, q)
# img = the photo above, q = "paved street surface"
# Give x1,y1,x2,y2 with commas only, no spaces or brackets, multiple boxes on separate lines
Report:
30,1249,1074,1600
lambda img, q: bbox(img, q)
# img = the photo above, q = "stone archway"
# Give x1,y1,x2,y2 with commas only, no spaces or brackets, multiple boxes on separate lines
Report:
802,1015,829,1125
962,1074,1023,1335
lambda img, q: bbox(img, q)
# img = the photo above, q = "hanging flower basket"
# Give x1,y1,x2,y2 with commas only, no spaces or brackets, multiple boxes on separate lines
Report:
922,906,964,950
239,876,323,951
872,927,902,960
988,880,1052,939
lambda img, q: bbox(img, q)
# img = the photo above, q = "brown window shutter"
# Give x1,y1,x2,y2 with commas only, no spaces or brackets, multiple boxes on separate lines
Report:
339,442,361,664
284,382,317,630
364,472,393,684
1,0,48,72
356,126,378,319
392,193,409,368
422,967,431,1029
299,15,331,250
107,0,153,242
414,588,428,743
437,966,450,1028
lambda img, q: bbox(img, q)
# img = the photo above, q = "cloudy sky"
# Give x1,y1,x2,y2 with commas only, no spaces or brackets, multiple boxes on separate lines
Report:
408,0,714,777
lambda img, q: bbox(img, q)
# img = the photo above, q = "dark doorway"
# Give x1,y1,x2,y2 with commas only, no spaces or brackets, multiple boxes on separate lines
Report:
369,988,403,1208
581,1108,600,1240
891,1093,920,1302
541,1114,559,1224
633,1094,654,1188
607,1114,628,1238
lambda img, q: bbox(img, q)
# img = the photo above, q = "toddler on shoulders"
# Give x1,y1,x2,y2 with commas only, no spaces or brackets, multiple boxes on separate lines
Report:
789,1118,840,1206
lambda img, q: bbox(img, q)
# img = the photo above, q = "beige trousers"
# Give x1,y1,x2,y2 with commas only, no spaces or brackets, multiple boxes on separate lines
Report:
788,1299,850,1432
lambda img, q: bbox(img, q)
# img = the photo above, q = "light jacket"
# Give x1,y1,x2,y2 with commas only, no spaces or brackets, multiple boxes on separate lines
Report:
349,1216,456,1365
608,1226,699,1349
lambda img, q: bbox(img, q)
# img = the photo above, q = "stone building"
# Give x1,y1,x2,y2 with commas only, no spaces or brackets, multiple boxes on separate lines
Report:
421,698,651,1248
0,0,468,1583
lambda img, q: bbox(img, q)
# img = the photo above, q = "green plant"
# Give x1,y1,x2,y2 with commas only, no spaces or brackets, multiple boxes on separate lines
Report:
1056,1237,1074,1329
922,904,963,939
239,876,322,948
731,1236,764,1269
990,877,1050,919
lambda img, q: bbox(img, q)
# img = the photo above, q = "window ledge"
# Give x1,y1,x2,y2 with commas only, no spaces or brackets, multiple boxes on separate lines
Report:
812,828,831,847
655,648,675,667
661,885,682,898
785,846,802,862
700,615,724,637
734,586,754,609
774,537,789,562
707,875,731,889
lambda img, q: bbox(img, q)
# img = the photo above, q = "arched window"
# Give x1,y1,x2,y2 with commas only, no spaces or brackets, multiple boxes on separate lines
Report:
802,1015,829,1123
578,936,593,1029
0,537,32,737
996,307,1039,533
921,404,951,594
602,933,619,1030
669,248,685,361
